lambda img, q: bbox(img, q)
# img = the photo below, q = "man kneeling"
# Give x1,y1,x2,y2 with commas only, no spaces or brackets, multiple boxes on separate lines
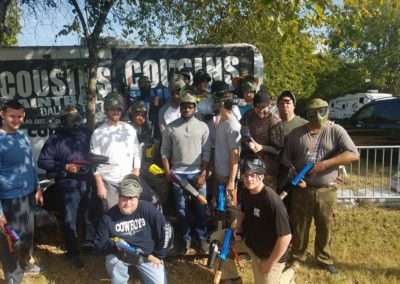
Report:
211,158,294,284
95,174,170,284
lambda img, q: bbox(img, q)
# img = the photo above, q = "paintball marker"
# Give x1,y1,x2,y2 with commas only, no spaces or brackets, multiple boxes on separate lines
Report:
112,237,159,264
2,224,20,254
241,126,280,156
207,228,239,284
69,153,110,174
170,171,208,205
280,162,314,199
148,163,207,205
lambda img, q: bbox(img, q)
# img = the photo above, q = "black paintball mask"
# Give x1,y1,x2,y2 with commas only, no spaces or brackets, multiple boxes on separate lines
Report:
61,112,82,132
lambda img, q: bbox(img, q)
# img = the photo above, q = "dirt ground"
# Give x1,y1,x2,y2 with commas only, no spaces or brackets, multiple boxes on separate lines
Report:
1,206,400,284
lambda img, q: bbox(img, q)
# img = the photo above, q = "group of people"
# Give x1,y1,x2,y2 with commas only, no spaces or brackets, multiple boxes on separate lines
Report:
0,68,359,284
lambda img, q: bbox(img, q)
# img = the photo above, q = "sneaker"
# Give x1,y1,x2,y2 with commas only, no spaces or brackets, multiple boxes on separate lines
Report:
318,263,339,274
81,241,95,254
24,263,42,275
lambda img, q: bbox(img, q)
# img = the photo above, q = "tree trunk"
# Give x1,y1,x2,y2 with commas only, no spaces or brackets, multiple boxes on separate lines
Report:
86,40,98,130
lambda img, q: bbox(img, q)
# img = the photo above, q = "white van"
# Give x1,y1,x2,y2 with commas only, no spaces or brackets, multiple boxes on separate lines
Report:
329,90,393,120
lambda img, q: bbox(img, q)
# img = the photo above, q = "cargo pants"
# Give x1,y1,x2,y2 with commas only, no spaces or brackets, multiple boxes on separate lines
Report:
290,185,336,265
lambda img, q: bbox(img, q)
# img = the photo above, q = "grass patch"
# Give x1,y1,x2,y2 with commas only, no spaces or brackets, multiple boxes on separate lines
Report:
1,206,400,283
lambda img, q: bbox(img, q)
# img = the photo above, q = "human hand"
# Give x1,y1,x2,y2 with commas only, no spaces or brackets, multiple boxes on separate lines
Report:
298,179,307,189
309,161,328,175
65,163,81,174
0,214,7,232
147,254,162,268
132,168,140,177
97,183,108,200
35,189,44,206
195,172,207,188
248,138,262,153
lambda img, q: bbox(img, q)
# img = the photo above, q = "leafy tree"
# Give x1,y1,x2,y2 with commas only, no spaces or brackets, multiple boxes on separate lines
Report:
0,0,21,46
168,0,335,99
327,0,400,96
22,0,183,128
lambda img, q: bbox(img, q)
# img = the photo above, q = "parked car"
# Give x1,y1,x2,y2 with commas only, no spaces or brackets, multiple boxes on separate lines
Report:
340,97,400,146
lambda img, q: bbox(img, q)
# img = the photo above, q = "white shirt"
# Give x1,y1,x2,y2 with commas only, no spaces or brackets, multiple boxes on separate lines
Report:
163,105,181,126
91,121,140,183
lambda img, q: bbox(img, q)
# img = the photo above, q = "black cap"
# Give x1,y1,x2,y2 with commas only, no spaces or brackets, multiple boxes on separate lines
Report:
242,157,266,175
253,85,270,106
278,90,296,105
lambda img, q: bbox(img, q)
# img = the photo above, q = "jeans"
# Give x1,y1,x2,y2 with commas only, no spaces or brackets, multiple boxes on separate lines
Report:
105,254,167,284
61,180,95,256
172,173,208,241
0,193,35,284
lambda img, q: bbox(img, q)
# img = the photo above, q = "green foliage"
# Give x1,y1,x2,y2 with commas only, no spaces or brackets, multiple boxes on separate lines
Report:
167,0,335,99
323,0,400,97
0,0,21,46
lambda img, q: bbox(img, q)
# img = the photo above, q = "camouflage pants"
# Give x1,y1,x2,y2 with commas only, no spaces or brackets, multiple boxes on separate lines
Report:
290,186,336,265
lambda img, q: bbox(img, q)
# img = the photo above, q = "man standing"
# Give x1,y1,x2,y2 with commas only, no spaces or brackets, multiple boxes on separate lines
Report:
241,88,281,190
277,91,308,137
38,105,94,268
95,174,170,284
214,92,241,207
91,92,141,211
0,100,43,284
161,91,211,253
283,98,359,274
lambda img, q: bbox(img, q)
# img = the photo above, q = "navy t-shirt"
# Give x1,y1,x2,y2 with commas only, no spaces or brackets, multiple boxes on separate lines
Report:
95,201,170,258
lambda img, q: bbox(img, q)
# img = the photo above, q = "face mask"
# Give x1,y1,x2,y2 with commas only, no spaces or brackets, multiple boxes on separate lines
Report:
306,107,329,126
62,112,82,131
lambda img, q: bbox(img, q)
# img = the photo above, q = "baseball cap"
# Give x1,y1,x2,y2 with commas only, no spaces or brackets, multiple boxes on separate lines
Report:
278,90,296,105
119,175,142,197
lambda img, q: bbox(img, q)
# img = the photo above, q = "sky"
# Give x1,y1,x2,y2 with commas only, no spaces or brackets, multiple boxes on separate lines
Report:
17,4,180,46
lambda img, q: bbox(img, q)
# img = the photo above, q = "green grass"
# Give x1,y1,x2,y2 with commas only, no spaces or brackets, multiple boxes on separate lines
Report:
1,206,400,283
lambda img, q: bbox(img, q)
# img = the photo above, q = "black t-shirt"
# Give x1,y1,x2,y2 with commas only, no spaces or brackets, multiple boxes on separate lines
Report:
242,185,291,262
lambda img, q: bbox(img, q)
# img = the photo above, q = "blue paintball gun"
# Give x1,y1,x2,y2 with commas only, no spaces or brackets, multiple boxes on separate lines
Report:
280,162,314,199
207,228,236,284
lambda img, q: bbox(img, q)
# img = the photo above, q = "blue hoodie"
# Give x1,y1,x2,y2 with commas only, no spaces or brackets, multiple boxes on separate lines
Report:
0,130,38,199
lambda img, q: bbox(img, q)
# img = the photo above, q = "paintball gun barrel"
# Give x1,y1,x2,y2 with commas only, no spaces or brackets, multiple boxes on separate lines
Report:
169,171,208,205
207,228,234,284
280,162,314,199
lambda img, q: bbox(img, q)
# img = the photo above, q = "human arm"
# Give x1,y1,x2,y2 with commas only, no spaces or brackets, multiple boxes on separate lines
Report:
0,201,6,231
196,126,211,188
226,148,240,193
259,233,292,273
310,126,359,175
160,127,172,182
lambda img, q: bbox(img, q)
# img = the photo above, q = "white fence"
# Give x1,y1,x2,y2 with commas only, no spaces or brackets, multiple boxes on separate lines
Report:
337,146,400,205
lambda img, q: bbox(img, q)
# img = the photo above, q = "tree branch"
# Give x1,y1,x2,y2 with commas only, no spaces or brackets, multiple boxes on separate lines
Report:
70,0,89,39
90,0,114,43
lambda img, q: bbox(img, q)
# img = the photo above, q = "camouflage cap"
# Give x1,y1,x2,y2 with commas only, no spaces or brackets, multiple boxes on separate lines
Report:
180,92,197,105
119,174,142,197
104,92,125,111
131,100,147,113
307,98,328,110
